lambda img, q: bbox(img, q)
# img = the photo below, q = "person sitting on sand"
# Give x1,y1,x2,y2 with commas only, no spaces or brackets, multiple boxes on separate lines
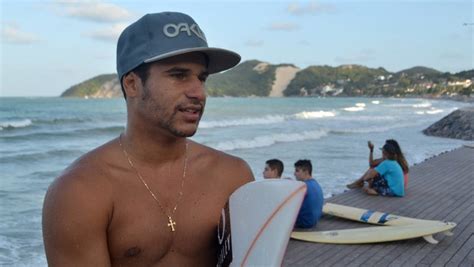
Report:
263,159,284,179
347,142,405,197
293,159,324,228
368,139,410,189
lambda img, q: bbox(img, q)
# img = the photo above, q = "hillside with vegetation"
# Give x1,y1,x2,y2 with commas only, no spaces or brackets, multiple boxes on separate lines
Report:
284,65,472,98
205,60,297,97
284,65,389,96
61,74,121,98
60,61,473,100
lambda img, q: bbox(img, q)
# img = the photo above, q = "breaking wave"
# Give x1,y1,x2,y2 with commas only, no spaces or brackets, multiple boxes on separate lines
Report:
294,111,336,119
343,106,365,112
199,115,286,129
209,129,329,151
200,110,337,129
0,119,32,130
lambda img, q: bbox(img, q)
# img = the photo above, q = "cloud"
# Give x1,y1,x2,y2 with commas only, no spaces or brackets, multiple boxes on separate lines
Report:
53,0,132,23
245,40,264,47
287,1,336,16
84,23,127,42
267,22,300,31
2,24,40,44
334,49,376,63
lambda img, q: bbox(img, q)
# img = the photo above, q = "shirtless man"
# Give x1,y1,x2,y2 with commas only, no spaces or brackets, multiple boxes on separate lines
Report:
42,12,254,266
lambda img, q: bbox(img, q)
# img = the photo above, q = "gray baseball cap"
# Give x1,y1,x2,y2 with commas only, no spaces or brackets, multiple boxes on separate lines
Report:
117,12,241,83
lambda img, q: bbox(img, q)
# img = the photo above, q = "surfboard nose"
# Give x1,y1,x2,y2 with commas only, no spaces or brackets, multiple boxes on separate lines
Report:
229,179,306,267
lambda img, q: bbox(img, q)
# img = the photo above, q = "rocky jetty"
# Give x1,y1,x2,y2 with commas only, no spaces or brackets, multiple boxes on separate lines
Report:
423,107,474,140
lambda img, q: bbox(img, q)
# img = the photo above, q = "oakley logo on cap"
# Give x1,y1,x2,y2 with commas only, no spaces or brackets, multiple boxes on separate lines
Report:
163,23,206,41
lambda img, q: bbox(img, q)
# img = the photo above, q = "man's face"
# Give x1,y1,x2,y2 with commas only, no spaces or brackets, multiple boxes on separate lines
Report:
294,167,307,181
263,164,278,179
136,52,208,137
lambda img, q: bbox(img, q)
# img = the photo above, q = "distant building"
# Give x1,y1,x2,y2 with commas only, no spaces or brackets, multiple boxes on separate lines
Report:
299,87,308,96
447,79,472,87
321,85,335,94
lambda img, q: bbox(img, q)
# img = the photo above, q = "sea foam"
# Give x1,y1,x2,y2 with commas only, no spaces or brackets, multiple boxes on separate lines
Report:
426,109,443,114
210,129,329,151
199,115,286,129
0,119,32,130
413,102,432,108
415,109,444,115
200,111,336,129
294,110,336,119
343,106,365,112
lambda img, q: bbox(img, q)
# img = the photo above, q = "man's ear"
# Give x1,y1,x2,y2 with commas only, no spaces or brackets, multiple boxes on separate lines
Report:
122,72,141,98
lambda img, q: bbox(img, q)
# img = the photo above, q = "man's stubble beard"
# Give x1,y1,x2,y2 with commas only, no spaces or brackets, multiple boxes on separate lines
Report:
142,85,204,138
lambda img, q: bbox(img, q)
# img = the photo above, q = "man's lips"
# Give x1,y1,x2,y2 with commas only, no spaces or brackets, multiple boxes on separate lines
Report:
178,105,202,121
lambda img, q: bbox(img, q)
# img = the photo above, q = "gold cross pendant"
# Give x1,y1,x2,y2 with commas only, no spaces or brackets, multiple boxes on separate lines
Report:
167,216,176,232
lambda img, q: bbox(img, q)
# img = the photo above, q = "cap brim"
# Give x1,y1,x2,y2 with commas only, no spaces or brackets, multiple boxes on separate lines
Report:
144,47,241,74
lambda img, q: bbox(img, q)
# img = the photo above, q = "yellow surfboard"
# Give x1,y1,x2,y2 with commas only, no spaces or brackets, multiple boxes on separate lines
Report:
291,203,456,244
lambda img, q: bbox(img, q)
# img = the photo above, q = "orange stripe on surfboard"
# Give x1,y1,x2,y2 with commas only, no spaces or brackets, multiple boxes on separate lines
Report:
240,184,307,266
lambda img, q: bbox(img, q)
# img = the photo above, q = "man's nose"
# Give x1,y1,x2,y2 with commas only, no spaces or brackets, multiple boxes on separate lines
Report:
186,77,206,100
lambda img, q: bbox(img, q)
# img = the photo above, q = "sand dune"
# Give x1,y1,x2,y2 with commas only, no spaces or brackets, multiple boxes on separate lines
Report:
270,66,300,97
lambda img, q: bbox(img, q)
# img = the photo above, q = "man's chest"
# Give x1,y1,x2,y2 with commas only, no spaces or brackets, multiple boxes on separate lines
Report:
106,181,229,265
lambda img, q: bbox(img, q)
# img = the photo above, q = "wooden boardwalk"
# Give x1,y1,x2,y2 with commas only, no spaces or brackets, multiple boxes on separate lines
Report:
283,145,474,266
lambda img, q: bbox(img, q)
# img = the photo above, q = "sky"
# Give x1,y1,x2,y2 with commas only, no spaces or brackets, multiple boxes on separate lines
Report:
1,0,473,97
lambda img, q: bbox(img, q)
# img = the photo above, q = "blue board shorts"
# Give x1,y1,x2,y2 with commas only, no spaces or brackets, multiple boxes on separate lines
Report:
372,175,395,197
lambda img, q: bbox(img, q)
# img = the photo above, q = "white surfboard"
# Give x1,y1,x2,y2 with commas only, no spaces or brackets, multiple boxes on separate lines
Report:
291,203,456,244
227,179,307,267
291,221,456,244
323,202,444,226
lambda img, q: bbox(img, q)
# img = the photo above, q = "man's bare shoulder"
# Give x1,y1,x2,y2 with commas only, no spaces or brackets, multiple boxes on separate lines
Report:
46,139,120,207
43,140,118,266
190,141,254,184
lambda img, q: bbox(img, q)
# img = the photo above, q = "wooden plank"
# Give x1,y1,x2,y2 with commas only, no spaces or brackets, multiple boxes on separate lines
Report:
424,220,474,266
376,190,474,266
399,202,473,266
459,248,474,266
371,183,473,266
444,232,474,267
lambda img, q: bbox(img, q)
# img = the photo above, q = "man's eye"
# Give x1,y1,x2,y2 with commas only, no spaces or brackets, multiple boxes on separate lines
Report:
172,73,187,80
199,75,208,83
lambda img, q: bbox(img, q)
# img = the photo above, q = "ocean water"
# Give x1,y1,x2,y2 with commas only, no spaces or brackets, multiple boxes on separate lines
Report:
0,96,471,266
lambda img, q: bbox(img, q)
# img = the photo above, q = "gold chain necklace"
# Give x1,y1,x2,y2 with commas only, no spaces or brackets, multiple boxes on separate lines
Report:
118,134,188,232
